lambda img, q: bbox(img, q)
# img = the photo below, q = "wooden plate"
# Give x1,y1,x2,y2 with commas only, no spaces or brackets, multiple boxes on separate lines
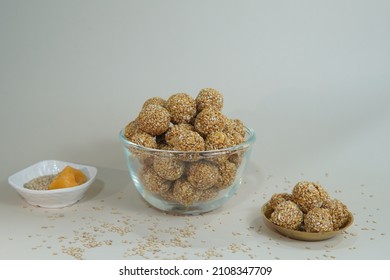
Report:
261,202,354,241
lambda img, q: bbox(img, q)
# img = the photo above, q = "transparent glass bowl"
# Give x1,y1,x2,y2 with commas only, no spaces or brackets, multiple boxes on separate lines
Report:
119,127,255,215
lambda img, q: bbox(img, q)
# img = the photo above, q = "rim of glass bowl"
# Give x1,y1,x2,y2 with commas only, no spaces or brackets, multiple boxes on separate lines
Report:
119,126,256,157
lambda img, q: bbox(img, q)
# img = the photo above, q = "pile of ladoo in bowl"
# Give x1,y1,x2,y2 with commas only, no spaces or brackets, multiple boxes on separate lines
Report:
119,88,255,215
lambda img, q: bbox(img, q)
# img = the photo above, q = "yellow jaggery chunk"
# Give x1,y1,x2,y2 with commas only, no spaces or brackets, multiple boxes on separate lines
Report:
48,166,87,190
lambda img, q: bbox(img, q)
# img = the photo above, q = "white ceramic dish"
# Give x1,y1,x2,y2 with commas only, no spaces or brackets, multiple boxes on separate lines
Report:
8,160,97,208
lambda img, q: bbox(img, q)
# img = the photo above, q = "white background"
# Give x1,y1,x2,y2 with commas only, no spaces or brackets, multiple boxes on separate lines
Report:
1,0,389,260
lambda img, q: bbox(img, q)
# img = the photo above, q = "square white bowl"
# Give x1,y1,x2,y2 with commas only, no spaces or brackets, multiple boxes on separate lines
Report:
8,160,97,208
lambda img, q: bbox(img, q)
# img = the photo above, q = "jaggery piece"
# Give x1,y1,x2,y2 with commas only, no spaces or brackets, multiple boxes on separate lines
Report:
270,201,303,230
48,166,87,190
166,93,197,124
137,104,171,136
196,88,224,111
187,161,219,190
304,208,334,233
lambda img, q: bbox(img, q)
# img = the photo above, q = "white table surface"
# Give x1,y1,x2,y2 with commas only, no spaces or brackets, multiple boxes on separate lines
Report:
1,0,389,260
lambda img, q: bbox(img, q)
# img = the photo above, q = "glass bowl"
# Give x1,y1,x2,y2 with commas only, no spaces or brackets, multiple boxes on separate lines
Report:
119,126,255,215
